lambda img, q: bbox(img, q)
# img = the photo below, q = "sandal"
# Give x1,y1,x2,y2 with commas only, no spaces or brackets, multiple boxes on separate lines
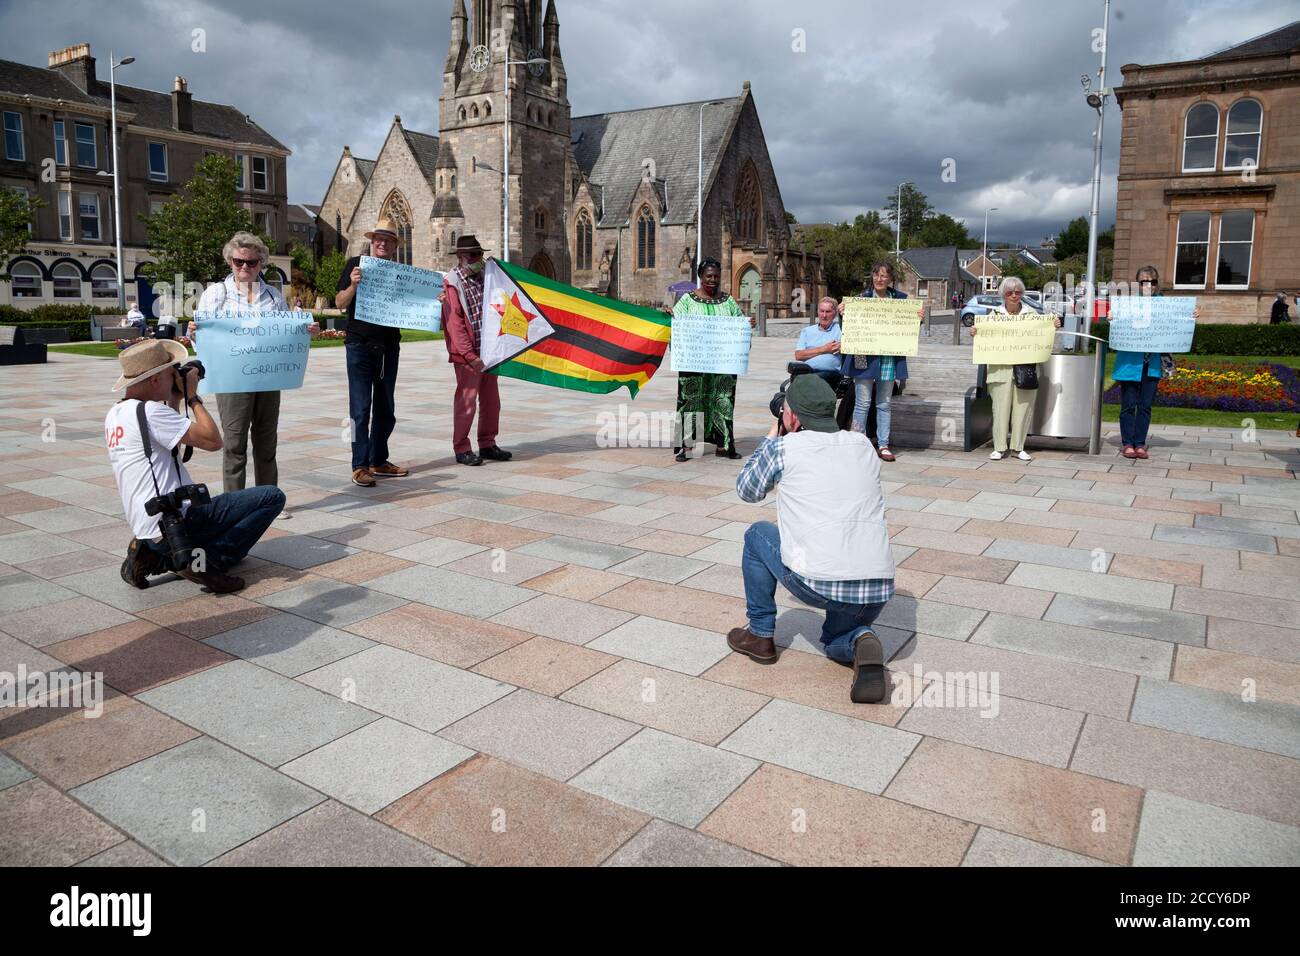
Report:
1122,446,1137,459
877,447,896,462
1135,446,1149,460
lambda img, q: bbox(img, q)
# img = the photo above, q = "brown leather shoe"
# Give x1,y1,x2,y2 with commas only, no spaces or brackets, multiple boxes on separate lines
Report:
351,467,376,487
727,626,777,664
850,629,888,704
371,461,409,478
180,567,246,594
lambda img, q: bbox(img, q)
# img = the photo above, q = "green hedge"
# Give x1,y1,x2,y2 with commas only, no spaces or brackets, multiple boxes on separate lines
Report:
1090,321,1300,356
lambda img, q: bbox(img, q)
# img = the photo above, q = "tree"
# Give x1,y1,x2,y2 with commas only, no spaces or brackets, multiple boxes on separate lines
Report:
884,183,934,247
140,154,256,286
784,211,797,225
0,190,44,271
315,251,348,305
914,213,972,249
1053,216,1090,260
998,255,1049,291
799,212,898,299
289,242,316,288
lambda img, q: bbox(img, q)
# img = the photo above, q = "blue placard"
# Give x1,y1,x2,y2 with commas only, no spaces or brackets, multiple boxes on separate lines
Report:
670,312,752,375
193,311,312,394
1108,296,1197,353
354,256,443,332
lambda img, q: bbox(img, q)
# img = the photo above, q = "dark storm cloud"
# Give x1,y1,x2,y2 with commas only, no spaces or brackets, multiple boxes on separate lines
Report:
2,0,1293,243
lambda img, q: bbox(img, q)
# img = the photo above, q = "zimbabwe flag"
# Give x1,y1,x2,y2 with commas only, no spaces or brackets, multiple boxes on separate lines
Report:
485,259,671,397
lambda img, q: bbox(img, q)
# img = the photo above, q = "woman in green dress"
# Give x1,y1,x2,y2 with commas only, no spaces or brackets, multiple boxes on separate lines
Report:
671,258,755,461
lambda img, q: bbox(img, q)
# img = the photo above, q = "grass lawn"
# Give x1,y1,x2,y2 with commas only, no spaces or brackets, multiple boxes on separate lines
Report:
1100,352,1299,431
50,330,444,359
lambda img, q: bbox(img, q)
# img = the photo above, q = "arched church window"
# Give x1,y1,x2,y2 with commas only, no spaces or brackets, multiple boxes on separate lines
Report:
534,206,546,232
483,100,492,118
459,106,467,122
575,209,592,271
380,189,413,266
636,206,655,270
735,161,762,245
471,104,479,120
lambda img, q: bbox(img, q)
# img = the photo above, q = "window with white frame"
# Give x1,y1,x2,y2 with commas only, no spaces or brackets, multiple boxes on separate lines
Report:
251,156,269,191
235,153,245,190
917,279,930,298
10,261,41,298
79,193,100,240
149,199,165,216
1182,104,1219,173
74,122,97,168
1215,210,1254,289
53,120,66,166
58,192,72,240
91,262,118,300
3,111,23,161
52,262,81,298
1223,100,1262,171
148,142,168,182
1174,211,1211,288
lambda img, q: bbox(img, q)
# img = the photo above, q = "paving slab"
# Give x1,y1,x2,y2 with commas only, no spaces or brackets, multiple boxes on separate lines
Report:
202,613,374,677
1133,791,1300,867
1129,677,1300,759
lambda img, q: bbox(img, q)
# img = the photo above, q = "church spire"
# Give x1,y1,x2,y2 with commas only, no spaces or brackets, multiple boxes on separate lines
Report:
544,0,565,95
445,0,467,77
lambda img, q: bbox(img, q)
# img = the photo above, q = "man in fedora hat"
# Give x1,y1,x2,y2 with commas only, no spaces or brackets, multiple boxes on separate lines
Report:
443,234,512,466
334,218,412,487
105,340,284,594
727,373,896,704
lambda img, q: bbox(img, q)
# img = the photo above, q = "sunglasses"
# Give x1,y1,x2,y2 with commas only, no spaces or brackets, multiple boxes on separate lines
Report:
1005,290,1023,296
231,257,261,268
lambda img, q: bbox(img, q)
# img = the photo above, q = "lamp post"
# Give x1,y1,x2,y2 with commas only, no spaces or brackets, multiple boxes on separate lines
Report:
501,55,549,263
696,99,726,278
894,181,911,260
982,207,998,293
1084,0,1111,455
107,51,134,309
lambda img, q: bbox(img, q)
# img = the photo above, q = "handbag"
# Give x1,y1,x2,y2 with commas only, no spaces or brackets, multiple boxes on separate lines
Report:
1160,353,1176,377
1012,363,1039,390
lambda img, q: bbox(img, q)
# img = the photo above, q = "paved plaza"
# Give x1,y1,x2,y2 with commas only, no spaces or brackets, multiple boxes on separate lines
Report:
1,337,1298,867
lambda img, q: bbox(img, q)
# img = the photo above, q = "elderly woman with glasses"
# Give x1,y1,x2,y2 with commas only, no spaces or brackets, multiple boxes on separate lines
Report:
971,275,1060,461
190,231,318,506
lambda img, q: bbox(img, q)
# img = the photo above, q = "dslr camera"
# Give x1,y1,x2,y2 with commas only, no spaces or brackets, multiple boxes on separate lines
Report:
144,483,212,573
770,361,815,420
173,359,206,393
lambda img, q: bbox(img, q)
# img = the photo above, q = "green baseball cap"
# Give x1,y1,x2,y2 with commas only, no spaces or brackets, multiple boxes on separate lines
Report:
785,374,839,433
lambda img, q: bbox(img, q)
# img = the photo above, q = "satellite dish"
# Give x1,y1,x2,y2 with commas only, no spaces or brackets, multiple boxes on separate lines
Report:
527,50,546,77
469,44,490,73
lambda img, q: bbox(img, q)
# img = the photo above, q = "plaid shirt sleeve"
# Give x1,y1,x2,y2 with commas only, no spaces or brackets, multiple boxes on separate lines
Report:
736,436,783,503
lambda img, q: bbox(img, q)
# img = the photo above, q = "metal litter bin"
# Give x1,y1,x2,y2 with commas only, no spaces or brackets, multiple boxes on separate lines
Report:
1031,351,1097,439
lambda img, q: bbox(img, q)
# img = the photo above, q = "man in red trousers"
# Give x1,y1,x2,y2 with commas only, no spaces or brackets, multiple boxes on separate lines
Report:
443,235,512,466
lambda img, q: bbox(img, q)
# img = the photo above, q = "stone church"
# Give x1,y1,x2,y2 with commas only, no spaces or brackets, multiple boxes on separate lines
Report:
317,0,824,314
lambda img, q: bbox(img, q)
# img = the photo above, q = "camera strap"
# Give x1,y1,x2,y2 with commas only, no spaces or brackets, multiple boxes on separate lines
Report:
134,400,171,502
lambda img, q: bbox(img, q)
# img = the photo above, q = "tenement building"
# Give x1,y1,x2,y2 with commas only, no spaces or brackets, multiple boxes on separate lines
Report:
0,43,290,312
321,0,823,314
1113,21,1300,322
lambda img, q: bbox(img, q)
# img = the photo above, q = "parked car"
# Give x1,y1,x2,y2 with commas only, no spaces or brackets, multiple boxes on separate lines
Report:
960,294,1044,326
1023,291,1043,307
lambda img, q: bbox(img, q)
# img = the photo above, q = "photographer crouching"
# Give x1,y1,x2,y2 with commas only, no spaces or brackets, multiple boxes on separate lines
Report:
727,371,895,704
106,340,284,594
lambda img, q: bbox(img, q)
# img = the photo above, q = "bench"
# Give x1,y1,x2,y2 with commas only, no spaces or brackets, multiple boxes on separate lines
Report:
90,314,124,341
0,326,48,365
19,327,72,344
101,326,141,341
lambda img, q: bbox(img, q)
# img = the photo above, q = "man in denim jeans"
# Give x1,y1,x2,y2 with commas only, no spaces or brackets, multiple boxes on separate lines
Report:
334,218,411,487
727,374,896,703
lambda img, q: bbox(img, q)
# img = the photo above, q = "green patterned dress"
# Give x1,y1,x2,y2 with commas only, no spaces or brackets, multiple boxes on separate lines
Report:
671,292,745,454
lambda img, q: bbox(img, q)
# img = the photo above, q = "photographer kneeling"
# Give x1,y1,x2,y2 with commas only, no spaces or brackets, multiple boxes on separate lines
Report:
728,373,895,703
106,340,284,594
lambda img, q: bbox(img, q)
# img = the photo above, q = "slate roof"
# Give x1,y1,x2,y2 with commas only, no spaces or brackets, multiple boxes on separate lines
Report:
402,129,441,187
900,246,957,279
571,96,741,227
1202,21,1300,60
0,56,286,150
354,158,375,182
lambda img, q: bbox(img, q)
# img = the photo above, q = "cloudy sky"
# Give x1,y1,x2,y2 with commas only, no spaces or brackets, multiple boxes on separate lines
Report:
2,0,1294,244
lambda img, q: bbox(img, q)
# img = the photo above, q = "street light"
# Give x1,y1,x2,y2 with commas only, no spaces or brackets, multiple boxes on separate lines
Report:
982,207,998,293
696,99,726,278
894,181,912,260
106,52,133,309
500,55,548,264
1084,0,1111,455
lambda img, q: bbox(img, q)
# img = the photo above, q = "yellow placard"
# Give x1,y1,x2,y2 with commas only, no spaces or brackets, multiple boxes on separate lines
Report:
972,315,1055,364
840,298,922,357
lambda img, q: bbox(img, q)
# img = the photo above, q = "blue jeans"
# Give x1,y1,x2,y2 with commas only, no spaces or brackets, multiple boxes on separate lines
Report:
176,485,285,571
853,379,891,446
345,339,400,470
741,521,886,664
1119,376,1159,448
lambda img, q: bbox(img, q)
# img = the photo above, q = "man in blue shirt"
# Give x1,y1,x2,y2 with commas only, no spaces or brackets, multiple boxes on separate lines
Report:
794,297,842,386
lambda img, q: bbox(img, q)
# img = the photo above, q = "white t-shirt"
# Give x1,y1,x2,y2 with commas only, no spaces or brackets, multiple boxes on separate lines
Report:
105,399,194,540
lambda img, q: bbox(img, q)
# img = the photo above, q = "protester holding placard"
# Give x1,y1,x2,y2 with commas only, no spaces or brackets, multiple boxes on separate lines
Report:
972,276,1061,461
794,297,842,386
836,262,925,462
671,258,756,461
334,219,411,487
443,235,513,467
1112,265,1199,460
191,232,318,506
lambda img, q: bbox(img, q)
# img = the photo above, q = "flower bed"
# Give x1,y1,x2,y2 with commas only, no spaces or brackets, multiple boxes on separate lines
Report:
1104,360,1300,412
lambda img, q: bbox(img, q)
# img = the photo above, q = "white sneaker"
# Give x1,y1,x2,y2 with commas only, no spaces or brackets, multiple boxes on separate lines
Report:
1016,450,1033,461
276,510,293,520
989,451,1004,461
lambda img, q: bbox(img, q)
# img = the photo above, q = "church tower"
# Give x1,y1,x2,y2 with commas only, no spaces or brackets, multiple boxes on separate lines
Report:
436,0,571,279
